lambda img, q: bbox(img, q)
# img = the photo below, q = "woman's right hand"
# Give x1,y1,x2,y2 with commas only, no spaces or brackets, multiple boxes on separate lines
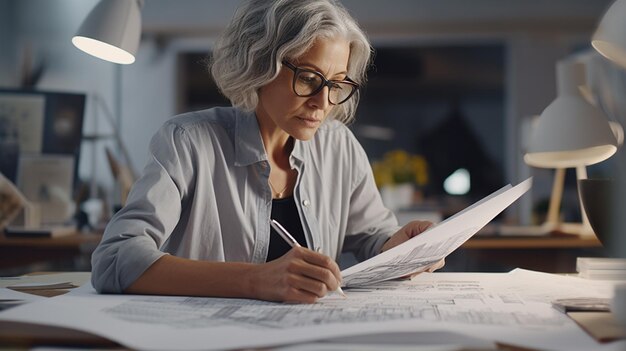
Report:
248,247,342,304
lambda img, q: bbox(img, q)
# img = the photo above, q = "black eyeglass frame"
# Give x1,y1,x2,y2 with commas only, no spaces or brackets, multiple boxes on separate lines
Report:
282,60,360,105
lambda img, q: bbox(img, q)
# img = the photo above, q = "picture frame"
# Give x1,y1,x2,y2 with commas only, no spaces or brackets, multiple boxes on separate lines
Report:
16,154,75,224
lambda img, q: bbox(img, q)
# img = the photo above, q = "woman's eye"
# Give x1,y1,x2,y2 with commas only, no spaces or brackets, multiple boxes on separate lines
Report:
329,82,342,91
298,74,319,85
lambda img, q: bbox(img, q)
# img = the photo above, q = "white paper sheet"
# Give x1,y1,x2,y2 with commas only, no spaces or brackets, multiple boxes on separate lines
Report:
274,331,496,351
0,287,44,310
0,288,45,302
0,272,91,289
341,178,532,287
0,271,624,351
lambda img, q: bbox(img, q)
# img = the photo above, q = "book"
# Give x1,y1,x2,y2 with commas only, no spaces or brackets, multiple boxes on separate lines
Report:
576,257,626,281
578,270,626,280
3,224,77,238
7,282,78,291
552,298,611,313
577,257,626,271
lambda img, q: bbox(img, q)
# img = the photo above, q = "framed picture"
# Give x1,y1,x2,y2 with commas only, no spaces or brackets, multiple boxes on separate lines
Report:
17,154,75,224
0,89,85,184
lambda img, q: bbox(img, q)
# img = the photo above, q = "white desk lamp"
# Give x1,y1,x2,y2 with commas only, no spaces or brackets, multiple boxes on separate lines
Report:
591,0,626,328
72,0,143,65
592,0,626,70
71,0,142,217
524,60,618,236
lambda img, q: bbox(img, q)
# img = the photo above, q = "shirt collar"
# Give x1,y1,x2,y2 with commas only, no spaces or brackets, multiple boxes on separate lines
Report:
234,109,267,167
233,108,308,167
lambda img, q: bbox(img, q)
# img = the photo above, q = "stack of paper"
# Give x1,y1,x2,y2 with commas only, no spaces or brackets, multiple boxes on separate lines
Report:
577,257,626,280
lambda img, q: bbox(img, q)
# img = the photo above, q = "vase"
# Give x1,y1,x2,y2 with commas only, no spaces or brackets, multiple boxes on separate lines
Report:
381,183,414,211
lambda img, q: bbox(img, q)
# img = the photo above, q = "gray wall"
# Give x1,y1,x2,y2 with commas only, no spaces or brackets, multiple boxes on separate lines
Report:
0,0,16,85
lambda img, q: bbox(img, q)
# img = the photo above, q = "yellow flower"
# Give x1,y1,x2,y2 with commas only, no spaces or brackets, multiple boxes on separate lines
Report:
372,149,429,187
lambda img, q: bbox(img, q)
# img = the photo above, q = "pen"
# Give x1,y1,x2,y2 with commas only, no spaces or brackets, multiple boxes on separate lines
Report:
270,219,347,298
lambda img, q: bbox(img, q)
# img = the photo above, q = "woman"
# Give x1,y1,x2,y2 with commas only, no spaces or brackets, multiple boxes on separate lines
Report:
91,0,442,304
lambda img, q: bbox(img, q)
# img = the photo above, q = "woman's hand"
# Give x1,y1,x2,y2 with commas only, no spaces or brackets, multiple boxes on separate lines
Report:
248,247,342,304
380,220,433,253
380,220,445,277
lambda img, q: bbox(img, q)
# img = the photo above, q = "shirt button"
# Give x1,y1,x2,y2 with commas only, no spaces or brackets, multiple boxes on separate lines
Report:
302,199,310,207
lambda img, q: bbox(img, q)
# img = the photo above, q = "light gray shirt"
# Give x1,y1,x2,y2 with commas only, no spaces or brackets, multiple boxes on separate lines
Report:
91,107,400,293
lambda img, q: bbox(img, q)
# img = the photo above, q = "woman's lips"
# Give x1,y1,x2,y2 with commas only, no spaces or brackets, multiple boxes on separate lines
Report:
296,116,322,127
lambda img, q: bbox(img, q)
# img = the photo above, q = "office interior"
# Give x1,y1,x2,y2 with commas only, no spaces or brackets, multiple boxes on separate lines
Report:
0,0,625,277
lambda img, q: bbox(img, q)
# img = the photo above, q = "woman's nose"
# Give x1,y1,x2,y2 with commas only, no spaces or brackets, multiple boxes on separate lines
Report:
307,86,330,110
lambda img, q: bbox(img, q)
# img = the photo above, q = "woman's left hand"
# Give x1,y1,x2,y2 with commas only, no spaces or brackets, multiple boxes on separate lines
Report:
380,220,433,253
380,220,445,276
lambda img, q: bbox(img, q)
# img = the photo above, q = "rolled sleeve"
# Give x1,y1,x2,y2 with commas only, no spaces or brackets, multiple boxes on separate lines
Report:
91,122,194,293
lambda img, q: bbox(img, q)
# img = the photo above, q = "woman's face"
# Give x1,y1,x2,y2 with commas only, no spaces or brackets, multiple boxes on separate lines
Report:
256,37,351,141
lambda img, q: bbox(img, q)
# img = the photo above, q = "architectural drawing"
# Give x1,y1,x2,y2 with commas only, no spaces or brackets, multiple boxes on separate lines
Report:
341,178,532,287
103,278,565,330
342,228,476,287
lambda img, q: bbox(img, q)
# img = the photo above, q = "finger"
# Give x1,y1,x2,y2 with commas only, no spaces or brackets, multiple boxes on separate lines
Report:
284,248,341,285
299,250,342,284
406,221,433,238
286,273,329,298
291,261,340,290
426,259,445,272
282,286,320,304
400,267,427,280
409,271,422,279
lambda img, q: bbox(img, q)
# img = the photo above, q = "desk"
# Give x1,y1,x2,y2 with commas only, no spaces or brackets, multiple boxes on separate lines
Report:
455,235,606,273
0,271,622,351
464,235,602,249
0,232,103,274
1,232,602,274
0,271,118,348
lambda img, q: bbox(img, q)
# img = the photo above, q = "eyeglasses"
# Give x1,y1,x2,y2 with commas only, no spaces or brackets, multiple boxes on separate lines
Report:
282,61,359,105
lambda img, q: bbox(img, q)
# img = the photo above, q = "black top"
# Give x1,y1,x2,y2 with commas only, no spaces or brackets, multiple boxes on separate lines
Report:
266,196,308,262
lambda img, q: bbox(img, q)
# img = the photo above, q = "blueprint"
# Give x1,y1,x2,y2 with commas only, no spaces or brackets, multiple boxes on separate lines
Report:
341,178,532,287
0,270,623,351
102,277,564,330
341,229,474,287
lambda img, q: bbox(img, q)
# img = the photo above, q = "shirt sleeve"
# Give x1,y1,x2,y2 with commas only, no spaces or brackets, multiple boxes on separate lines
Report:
342,134,400,262
91,122,196,293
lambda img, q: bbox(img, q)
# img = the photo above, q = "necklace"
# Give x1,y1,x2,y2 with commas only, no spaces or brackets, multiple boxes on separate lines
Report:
268,178,289,199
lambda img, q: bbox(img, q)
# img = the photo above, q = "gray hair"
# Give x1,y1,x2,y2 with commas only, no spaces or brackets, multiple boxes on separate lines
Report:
210,0,372,124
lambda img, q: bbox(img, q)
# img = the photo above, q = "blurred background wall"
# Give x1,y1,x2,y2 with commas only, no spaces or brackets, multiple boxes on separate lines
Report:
0,0,617,226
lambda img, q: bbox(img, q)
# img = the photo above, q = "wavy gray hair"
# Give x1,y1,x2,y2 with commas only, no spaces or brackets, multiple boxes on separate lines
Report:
210,0,372,124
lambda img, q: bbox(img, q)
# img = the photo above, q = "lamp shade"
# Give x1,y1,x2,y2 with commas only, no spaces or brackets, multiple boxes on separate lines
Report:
592,0,626,69
524,60,617,168
72,0,142,64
